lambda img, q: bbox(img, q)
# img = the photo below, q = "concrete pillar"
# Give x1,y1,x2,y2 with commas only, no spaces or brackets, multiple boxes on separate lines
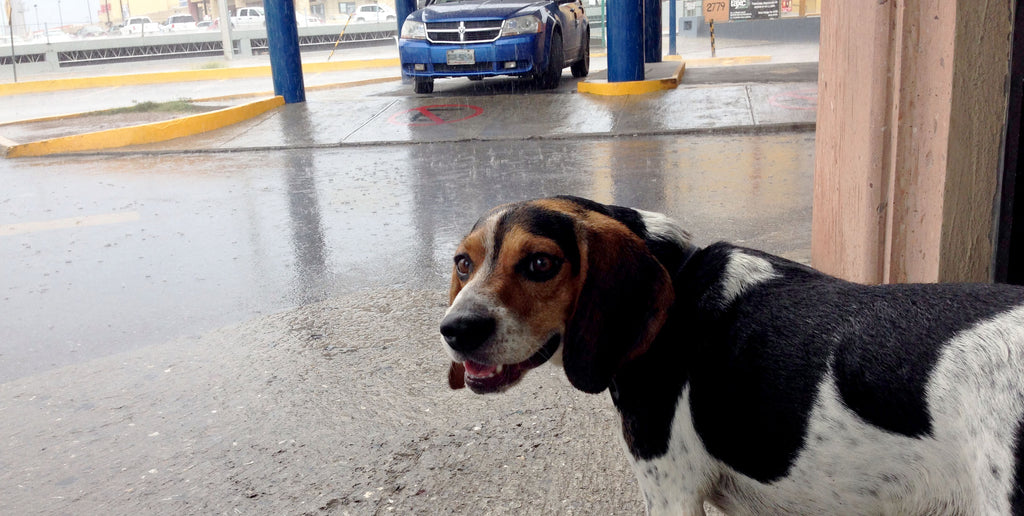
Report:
44,48,59,71
238,36,251,56
812,0,1013,284
217,0,233,60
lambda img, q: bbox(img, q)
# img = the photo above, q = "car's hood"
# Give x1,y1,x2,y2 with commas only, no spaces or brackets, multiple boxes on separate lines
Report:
419,0,547,21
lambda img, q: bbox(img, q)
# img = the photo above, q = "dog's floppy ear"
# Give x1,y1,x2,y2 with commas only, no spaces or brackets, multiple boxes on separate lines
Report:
562,223,674,394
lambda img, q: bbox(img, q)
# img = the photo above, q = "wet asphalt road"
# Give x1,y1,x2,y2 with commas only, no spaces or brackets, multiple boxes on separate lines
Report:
1,132,813,383
0,72,815,512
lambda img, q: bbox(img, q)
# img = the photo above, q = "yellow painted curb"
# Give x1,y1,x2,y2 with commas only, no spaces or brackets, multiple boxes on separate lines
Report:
0,75,402,126
3,96,285,158
0,58,400,96
303,58,398,73
0,134,18,149
672,54,772,67
578,62,685,96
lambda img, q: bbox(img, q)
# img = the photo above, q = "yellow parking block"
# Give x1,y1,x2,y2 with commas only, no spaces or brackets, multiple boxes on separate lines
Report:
578,62,685,96
3,96,285,158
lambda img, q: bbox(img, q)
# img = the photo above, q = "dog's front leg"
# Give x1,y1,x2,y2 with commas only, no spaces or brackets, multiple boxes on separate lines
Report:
642,494,706,516
635,474,707,516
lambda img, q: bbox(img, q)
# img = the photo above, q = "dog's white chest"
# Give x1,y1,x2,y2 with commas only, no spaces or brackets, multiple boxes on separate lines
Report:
629,387,715,516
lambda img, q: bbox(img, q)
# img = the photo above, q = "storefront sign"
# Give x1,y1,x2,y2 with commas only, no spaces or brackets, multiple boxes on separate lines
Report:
703,0,781,22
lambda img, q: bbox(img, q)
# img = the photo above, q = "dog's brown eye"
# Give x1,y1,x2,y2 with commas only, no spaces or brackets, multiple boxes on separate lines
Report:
454,255,473,278
530,256,553,273
519,253,562,282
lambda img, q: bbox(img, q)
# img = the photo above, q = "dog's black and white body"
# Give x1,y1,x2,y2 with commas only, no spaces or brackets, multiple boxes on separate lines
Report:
440,196,1024,515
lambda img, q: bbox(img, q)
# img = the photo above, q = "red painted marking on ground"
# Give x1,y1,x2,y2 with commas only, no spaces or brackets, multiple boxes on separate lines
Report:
388,104,484,126
768,89,818,111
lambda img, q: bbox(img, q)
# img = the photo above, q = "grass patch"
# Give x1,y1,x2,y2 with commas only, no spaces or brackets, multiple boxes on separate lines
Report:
98,100,206,115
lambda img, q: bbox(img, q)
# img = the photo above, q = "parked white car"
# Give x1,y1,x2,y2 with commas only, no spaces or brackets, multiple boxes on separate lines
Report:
352,4,396,22
123,16,161,35
296,13,323,27
162,14,198,32
231,6,266,27
33,28,73,42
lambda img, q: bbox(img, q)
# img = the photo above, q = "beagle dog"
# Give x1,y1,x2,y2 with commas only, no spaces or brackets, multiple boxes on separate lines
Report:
439,195,1024,515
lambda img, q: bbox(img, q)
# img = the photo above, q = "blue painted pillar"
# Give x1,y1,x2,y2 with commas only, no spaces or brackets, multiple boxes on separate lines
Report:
265,0,306,103
668,0,676,55
606,0,644,82
395,0,416,35
395,0,416,83
644,0,661,62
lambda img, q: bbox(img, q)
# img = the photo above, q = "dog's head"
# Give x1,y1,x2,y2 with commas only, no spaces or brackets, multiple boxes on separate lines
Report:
440,196,693,394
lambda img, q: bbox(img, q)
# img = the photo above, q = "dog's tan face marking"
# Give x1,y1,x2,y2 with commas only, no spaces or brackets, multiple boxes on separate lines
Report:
441,197,675,394
488,225,581,339
442,201,586,392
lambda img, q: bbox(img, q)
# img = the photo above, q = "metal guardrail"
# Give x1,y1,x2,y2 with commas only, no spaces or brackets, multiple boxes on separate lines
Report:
0,24,396,69
57,40,234,66
0,52,45,66
249,26,395,54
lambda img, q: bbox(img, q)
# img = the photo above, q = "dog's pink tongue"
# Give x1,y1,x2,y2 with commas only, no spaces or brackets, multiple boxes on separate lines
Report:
464,361,497,378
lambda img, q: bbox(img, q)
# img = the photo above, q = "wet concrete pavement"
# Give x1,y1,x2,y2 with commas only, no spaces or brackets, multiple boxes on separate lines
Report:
124,63,816,153
0,131,815,380
1,39,817,514
2,288,648,514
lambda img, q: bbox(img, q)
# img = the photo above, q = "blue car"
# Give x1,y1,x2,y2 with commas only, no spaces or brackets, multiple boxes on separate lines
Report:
398,0,590,93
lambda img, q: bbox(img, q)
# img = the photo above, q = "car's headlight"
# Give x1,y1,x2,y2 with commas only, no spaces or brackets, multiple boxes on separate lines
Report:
401,20,426,39
501,15,541,36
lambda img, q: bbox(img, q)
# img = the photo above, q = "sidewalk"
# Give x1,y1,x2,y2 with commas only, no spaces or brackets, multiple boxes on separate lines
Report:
0,38,819,157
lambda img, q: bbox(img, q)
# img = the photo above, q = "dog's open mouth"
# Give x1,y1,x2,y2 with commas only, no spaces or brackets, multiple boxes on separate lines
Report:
457,334,561,394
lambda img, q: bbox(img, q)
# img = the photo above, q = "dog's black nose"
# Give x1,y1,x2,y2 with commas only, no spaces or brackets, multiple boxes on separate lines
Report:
440,313,495,353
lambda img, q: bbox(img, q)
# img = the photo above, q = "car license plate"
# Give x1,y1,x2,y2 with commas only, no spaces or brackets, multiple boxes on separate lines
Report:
446,49,475,66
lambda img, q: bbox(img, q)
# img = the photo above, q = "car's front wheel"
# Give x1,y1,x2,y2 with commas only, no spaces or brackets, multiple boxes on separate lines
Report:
571,33,589,78
536,33,564,90
414,77,434,94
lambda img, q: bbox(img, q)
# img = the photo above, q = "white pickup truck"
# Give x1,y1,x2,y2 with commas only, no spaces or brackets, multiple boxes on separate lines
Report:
231,7,266,28
352,4,396,22
122,16,161,35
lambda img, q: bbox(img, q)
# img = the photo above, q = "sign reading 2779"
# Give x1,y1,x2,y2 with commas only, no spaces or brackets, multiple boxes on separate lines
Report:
703,0,781,22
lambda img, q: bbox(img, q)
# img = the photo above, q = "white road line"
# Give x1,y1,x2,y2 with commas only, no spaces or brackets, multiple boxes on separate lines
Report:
0,211,141,237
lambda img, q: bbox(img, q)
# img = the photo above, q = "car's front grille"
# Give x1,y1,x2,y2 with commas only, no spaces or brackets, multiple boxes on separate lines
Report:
433,62,496,73
426,20,502,43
